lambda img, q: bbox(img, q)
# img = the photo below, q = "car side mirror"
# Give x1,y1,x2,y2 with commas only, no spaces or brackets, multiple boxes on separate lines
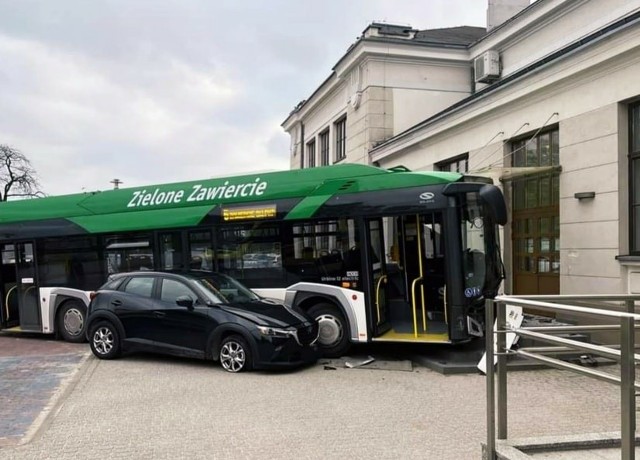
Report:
176,296,194,309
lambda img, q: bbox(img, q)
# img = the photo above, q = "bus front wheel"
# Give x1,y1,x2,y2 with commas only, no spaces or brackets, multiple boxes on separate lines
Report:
57,301,87,343
308,302,350,358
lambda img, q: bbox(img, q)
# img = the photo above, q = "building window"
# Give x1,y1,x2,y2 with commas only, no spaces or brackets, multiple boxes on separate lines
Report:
306,140,316,168
334,117,346,162
319,129,330,166
630,103,640,253
436,153,469,173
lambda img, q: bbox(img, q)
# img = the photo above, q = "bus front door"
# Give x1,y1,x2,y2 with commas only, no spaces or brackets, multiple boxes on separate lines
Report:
395,214,448,339
14,242,41,331
366,219,390,336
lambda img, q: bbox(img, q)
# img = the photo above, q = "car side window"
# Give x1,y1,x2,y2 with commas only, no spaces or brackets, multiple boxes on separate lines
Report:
161,279,198,304
123,277,155,298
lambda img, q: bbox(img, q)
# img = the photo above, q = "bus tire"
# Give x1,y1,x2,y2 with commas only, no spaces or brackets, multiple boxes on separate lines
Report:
308,302,350,358
89,321,121,359
57,300,87,343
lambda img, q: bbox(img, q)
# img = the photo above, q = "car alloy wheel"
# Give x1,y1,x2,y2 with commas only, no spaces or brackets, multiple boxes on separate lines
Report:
93,326,115,355
220,339,247,372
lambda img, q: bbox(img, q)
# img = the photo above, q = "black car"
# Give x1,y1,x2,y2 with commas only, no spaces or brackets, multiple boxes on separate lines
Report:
86,271,319,372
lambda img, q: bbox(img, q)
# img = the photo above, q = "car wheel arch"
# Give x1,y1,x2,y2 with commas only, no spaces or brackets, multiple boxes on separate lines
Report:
207,324,258,362
86,310,126,341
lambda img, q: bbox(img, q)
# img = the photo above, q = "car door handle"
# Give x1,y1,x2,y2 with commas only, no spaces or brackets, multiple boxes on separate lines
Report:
154,312,166,318
111,300,122,307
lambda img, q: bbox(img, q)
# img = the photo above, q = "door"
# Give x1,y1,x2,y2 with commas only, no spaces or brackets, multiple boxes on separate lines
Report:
115,276,159,344
512,209,560,295
154,277,212,355
366,218,390,336
511,129,560,297
397,214,447,334
0,244,18,328
15,242,41,330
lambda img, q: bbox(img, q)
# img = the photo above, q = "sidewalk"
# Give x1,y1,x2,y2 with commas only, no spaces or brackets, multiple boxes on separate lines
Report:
0,334,88,448
1,349,626,459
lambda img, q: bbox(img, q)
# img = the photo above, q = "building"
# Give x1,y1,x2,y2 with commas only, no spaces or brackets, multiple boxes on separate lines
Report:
282,0,640,297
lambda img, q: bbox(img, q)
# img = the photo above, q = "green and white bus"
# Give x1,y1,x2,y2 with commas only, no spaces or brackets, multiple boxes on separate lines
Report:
0,163,506,356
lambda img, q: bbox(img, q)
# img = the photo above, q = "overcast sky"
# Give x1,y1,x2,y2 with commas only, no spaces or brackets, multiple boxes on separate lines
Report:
0,0,487,196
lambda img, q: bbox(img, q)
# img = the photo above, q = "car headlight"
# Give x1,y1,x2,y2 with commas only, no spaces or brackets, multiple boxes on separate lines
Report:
256,326,296,339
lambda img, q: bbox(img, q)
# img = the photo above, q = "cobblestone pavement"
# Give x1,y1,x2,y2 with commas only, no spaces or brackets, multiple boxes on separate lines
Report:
0,334,89,449
0,347,628,460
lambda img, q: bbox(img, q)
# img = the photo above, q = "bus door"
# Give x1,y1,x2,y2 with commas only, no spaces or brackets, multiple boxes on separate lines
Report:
396,213,447,338
0,242,41,331
366,218,390,336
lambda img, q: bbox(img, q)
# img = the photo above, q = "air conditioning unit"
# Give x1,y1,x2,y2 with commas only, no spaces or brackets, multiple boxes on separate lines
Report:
474,50,500,84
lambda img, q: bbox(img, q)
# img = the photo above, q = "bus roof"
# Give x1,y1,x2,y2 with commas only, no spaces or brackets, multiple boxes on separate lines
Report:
0,163,462,234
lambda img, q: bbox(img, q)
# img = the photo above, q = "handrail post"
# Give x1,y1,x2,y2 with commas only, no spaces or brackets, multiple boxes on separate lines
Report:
496,301,507,440
485,298,495,460
620,315,635,460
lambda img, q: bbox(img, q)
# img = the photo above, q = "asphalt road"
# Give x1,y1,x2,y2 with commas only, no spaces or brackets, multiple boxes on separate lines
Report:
0,333,627,459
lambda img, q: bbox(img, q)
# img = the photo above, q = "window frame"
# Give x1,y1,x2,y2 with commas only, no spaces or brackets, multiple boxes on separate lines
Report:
629,102,640,254
319,129,330,166
306,139,316,168
435,153,469,173
334,116,346,163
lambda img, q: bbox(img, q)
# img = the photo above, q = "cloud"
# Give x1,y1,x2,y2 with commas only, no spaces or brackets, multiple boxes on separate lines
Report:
0,0,487,196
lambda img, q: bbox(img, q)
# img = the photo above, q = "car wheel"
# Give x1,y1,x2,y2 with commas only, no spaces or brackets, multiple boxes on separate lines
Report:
57,300,87,343
308,302,350,358
219,335,252,373
89,321,121,359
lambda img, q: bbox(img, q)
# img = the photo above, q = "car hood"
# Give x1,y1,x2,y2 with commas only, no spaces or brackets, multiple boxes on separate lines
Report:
219,299,312,327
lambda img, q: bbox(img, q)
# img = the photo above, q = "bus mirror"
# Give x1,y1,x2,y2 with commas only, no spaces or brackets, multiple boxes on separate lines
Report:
479,185,507,226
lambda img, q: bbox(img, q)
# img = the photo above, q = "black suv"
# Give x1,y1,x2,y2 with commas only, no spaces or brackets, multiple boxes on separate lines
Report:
86,271,319,372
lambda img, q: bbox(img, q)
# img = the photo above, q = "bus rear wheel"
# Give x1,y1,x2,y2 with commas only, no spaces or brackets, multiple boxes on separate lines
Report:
308,302,350,358
57,300,87,343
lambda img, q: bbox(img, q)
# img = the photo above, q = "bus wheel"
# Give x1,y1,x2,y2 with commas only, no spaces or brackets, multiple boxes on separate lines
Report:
57,301,87,343
308,303,350,358
89,321,121,359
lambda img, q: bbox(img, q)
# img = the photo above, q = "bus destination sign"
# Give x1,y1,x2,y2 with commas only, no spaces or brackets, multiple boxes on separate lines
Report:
222,204,277,221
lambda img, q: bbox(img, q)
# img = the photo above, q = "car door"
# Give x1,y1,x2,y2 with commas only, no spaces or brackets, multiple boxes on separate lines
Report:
112,275,159,345
153,276,215,356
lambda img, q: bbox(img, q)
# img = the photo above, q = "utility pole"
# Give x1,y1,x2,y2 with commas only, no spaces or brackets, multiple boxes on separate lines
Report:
110,178,123,190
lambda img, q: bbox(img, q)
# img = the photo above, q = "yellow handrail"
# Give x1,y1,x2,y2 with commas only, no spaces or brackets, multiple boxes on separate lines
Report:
375,275,387,325
415,216,427,331
4,285,16,321
411,276,423,338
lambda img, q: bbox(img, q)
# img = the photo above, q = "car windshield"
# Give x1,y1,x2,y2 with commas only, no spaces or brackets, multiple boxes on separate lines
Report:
191,273,260,304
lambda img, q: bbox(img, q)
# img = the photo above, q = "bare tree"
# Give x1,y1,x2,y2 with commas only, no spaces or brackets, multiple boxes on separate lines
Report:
0,144,44,201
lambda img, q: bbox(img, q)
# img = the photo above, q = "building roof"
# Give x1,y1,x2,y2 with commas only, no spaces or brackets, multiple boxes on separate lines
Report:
413,26,487,46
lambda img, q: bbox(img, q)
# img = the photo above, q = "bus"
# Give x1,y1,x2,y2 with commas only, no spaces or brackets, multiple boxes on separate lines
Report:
0,163,506,356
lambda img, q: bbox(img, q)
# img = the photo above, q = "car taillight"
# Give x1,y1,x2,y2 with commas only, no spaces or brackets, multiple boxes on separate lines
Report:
89,291,98,301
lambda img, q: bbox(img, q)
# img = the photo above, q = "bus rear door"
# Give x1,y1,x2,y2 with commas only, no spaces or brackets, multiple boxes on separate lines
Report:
0,242,41,332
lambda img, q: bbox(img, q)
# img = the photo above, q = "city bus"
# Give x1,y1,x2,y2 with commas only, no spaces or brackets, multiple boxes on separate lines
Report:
0,163,506,356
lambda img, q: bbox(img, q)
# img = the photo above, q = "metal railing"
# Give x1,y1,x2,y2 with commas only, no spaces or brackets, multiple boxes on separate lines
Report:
485,294,640,460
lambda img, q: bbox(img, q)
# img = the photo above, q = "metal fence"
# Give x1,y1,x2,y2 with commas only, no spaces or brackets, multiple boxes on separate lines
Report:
485,294,640,460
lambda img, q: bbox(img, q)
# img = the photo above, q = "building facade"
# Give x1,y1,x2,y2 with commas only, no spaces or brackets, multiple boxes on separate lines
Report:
282,0,640,297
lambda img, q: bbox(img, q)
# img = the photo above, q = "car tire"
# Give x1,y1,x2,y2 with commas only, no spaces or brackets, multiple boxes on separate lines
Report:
89,321,121,360
219,335,253,373
57,300,87,343
308,302,350,358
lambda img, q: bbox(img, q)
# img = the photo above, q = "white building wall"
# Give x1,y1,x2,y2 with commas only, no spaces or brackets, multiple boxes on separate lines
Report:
376,28,640,294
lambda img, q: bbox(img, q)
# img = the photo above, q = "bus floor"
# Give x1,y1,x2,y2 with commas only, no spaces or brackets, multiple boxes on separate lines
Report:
373,320,450,343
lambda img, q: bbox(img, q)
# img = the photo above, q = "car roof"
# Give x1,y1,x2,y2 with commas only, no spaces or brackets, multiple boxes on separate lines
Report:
109,270,224,281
